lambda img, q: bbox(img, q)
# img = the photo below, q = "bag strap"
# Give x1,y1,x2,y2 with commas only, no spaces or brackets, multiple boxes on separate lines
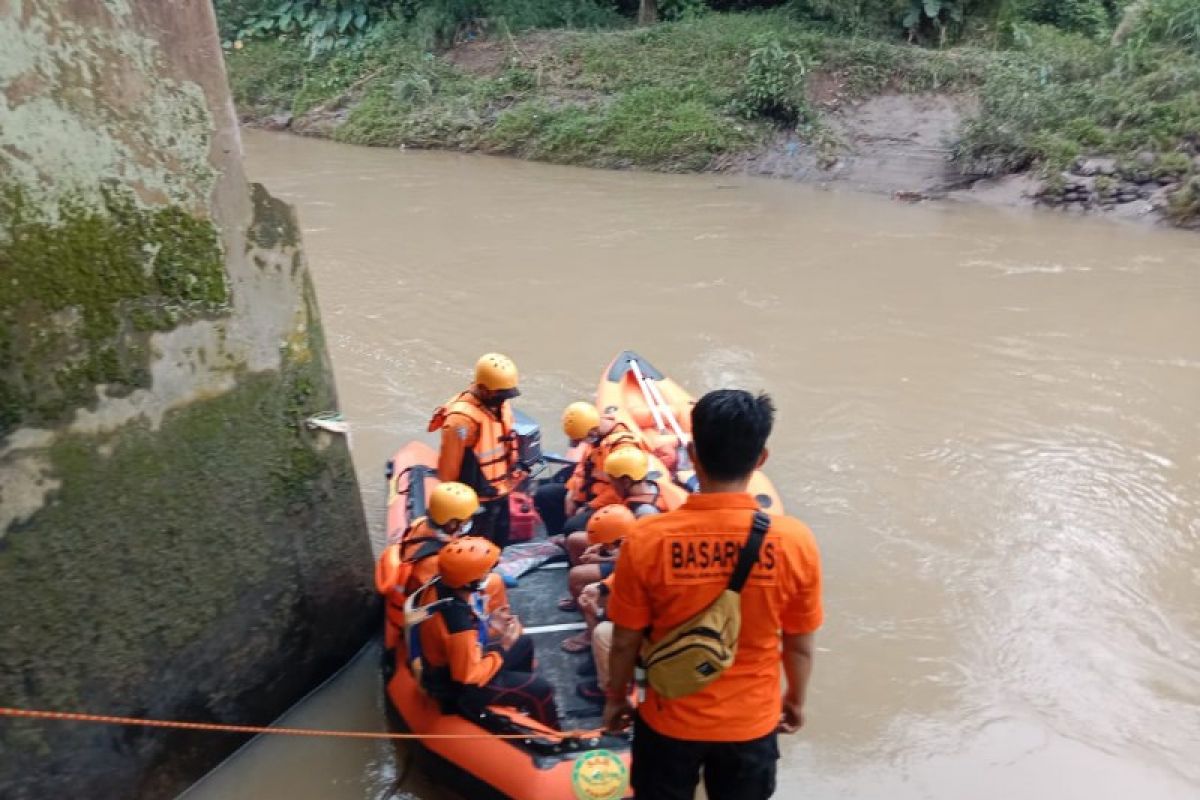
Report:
727,511,771,594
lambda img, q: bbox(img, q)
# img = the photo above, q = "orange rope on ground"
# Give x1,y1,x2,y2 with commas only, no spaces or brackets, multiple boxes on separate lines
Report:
0,706,598,742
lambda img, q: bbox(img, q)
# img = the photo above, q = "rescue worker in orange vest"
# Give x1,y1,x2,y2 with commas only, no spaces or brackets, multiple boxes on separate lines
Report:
413,537,559,728
556,447,664,612
429,354,524,548
376,483,513,657
534,401,645,536
591,446,668,516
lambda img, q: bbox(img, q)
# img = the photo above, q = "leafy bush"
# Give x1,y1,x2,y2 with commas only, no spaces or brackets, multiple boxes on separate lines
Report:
233,0,398,56
900,0,967,44
733,35,808,123
1167,176,1200,225
660,0,711,20
226,0,621,55
396,0,624,48
214,0,279,40
1135,0,1200,53
1153,151,1193,179
957,21,1200,173
786,0,1006,41
1017,0,1113,39
225,37,308,114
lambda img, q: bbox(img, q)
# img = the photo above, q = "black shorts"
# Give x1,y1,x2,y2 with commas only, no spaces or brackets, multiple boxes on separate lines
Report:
598,560,616,579
632,714,779,800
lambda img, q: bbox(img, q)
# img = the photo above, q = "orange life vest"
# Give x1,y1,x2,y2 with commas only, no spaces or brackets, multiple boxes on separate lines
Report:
566,422,645,504
429,391,519,499
380,511,516,661
376,517,445,649
589,477,672,513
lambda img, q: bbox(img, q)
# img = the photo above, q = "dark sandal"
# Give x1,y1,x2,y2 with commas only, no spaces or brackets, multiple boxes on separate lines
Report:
576,681,605,704
557,596,579,612
560,632,592,654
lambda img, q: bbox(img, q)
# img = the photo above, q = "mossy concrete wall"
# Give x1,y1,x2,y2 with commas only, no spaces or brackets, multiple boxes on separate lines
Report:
0,2,375,798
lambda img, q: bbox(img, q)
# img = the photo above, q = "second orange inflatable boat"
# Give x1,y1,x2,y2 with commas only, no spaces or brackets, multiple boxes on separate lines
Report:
596,350,784,515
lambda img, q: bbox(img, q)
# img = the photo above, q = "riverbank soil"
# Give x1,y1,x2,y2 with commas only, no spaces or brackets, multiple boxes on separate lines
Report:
223,8,1200,230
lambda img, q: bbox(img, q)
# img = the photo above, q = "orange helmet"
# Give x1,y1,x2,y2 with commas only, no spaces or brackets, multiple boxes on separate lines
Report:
587,504,636,546
474,353,519,394
428,482,479,527
438,536,500,589
562,401,601,441
604,446,649,481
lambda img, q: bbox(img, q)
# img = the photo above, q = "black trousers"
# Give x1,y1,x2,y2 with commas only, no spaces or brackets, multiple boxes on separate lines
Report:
475,496,511,549
563,506,593,534
533,484,594,536
459,634,559,729
632,714,779,800
534,483,568,536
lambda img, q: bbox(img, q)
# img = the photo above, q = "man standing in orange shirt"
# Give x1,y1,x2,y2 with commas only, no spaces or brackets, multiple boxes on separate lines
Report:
604,389,823,800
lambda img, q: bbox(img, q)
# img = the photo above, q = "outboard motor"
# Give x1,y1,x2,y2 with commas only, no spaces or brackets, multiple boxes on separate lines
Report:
512,409,543,470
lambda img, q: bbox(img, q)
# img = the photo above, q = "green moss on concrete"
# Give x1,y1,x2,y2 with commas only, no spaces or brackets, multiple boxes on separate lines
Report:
0,185,229,436
0,345,367,757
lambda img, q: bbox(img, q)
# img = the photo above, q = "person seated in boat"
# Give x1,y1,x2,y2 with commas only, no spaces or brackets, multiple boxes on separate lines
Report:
413,537,559,729
429,353,525,548
560,505,635,662
557,448,663,613
534,401,644,536
376,483,512,656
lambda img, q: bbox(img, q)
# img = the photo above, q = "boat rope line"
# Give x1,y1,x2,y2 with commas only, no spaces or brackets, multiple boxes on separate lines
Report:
0,706,599,742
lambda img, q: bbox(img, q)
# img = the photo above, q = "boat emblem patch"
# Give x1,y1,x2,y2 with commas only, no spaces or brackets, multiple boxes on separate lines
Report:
571,748,628,800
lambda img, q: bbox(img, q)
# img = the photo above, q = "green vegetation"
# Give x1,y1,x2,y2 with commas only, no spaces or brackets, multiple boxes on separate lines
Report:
218,0,624,52
956,22,1200,174
227,14,993,167
222,0,1200,225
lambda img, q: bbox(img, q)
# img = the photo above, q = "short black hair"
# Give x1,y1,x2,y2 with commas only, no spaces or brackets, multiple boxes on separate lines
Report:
691,389,775,482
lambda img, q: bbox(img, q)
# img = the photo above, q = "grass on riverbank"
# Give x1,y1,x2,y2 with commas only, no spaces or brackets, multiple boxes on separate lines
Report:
227,10,1200,206
229,13,992,169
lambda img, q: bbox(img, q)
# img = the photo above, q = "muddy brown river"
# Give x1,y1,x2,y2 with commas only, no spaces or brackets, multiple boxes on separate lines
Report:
183,129,1200,800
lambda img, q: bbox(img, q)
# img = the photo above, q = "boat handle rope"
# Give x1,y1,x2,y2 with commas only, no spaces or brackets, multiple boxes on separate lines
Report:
0,706,605,742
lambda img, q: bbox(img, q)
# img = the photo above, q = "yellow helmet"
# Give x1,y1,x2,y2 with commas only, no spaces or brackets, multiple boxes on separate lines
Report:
474,353,519,393
603,446,649,481
428,482,480,526
562,402,601,441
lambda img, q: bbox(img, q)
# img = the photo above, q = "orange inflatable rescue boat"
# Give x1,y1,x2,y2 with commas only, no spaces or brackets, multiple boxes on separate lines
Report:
596,350,784,515
377,351,785,798
380,440,632,800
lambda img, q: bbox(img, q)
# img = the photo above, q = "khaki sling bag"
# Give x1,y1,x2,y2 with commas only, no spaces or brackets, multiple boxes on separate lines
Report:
640,511,771,699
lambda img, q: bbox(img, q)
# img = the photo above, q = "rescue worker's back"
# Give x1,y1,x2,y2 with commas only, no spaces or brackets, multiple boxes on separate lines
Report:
604,388,823,800
608,494,822,740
